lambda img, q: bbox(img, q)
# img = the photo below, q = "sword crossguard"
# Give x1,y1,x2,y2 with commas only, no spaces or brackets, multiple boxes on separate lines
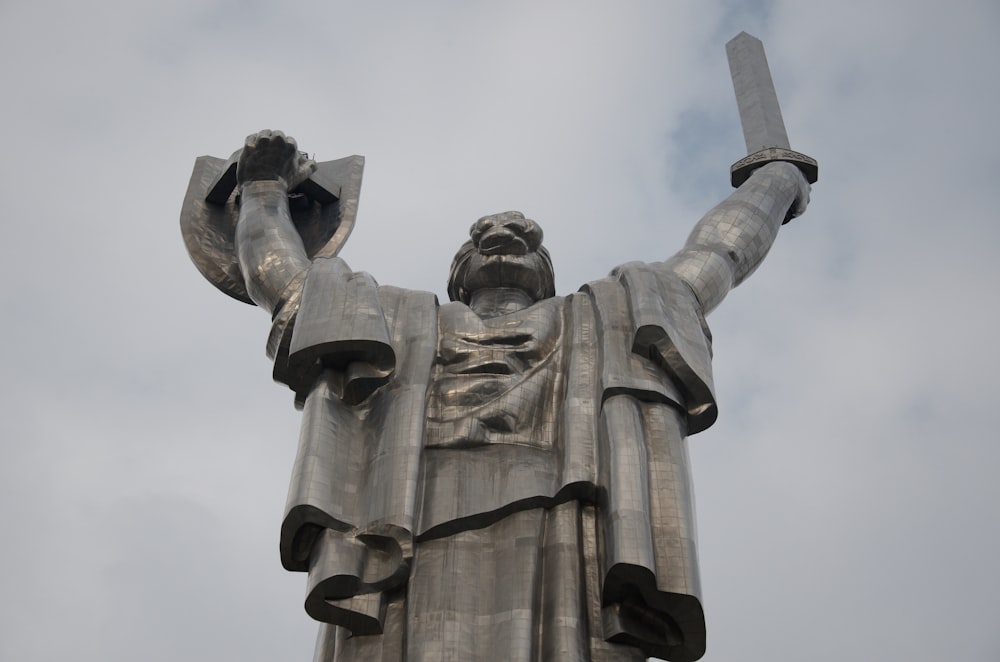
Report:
730,147,818,188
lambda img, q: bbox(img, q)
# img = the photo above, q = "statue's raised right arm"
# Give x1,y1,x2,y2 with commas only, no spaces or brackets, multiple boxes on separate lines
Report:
664,161,810,315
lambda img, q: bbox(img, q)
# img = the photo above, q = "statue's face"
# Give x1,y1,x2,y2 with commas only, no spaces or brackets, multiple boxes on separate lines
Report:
447,211,555,304
469,210,543,256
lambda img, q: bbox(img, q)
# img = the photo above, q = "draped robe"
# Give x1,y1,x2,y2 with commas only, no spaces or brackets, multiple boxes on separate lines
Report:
271,256,718,662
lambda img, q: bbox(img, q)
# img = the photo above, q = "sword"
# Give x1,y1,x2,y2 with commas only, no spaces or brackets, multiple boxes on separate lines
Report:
726,32,818,188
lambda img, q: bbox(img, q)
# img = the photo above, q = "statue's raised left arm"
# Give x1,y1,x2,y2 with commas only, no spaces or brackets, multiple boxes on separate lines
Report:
233,130,316,316
663,161,810,315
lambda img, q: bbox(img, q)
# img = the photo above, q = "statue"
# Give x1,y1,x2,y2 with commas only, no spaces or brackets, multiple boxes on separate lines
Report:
180,34,815,662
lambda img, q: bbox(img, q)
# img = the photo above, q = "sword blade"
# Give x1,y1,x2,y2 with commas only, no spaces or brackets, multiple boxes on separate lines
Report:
726,32,790,154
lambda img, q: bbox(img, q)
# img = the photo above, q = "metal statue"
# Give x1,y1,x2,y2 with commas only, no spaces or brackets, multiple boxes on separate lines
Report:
181,33,815,662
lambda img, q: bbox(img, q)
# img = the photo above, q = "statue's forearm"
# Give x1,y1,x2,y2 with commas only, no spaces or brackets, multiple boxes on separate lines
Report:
235,181,311,315
665,161,806,314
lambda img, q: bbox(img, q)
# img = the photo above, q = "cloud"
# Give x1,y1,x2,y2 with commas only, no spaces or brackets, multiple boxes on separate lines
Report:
1,1,999,661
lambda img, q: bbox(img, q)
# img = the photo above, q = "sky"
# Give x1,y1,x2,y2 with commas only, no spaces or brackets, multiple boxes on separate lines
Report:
1,1,998,660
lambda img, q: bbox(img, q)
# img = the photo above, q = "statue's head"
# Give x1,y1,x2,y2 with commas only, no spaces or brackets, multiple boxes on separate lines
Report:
447,211,555,304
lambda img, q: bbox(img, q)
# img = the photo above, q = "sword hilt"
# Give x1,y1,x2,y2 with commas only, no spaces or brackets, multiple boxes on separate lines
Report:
730,147,818,188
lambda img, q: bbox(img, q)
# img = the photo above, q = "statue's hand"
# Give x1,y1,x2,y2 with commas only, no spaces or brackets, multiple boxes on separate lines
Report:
786,163,811,221
236,130,317,190
757,161,811,223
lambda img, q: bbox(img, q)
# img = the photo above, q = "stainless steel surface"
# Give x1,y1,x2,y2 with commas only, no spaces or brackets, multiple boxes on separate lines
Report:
180,143,364,305
181,112,812,661
727,31,789,154
726,32,818,188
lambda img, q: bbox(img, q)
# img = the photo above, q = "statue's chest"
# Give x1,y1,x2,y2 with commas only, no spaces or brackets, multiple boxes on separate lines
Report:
425,299,565,448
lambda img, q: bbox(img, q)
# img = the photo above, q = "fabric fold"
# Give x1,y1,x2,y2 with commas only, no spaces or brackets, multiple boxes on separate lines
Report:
275,258,713,656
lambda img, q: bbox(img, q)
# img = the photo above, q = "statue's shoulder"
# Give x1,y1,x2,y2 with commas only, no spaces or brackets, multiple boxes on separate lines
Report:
374,285,440,325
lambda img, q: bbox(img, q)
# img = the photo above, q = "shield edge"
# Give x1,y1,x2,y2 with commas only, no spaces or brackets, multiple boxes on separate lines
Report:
180,154,365,305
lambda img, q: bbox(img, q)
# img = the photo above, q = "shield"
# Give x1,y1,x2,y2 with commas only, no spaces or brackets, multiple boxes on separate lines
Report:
180,151,365,305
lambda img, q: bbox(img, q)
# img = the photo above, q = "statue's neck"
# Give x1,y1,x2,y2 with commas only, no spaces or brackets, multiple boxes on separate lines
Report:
468,288,536,318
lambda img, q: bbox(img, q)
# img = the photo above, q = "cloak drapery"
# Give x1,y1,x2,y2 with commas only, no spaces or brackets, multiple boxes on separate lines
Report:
271,256,717,661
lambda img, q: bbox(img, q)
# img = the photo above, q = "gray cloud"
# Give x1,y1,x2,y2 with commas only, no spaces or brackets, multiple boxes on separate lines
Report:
1,1,998,660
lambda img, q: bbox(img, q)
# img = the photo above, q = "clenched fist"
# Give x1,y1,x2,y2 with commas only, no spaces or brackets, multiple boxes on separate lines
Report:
236,129,316,190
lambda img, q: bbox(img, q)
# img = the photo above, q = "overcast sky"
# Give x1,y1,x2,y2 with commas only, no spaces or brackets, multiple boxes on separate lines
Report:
2,1,998,660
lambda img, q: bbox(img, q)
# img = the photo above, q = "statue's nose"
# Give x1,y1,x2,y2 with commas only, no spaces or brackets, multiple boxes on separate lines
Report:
478,226,524,255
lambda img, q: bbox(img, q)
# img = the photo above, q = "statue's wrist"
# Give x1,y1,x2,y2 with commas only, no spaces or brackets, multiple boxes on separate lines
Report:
755,160,798,179
752,162,805,195
239,179,290,198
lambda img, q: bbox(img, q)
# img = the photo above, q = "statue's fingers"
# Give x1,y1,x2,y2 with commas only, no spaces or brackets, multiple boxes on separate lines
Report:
300,158,318,177
281,136,299,158
792,187,809,218
253,129,278,151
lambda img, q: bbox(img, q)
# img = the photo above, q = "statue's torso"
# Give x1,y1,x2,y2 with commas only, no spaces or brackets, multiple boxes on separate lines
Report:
425,297,565,451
